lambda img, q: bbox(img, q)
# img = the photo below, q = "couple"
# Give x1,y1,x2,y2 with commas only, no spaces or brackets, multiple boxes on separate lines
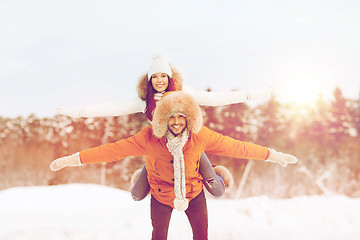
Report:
51,54,297,239
51,91,297,240
57,53,273,201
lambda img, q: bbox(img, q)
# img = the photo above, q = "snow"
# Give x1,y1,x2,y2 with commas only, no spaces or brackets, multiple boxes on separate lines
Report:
1,184,359,240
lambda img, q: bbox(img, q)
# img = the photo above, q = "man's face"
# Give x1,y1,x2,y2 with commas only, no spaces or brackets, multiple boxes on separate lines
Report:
168,113,187,136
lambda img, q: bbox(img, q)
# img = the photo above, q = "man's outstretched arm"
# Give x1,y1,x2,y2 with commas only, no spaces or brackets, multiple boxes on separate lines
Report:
202,126,297,167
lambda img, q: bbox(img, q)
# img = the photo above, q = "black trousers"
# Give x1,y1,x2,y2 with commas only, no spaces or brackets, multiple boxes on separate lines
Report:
150,191,208,240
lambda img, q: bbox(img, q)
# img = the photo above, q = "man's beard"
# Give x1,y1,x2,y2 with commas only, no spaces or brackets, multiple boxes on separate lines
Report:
168,126,186,137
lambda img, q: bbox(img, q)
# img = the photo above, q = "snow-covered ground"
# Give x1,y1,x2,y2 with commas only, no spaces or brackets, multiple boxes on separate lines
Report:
0,184,359,240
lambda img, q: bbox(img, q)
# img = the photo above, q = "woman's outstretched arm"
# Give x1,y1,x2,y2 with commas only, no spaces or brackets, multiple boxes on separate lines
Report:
183,85,272,106
57,97,146,118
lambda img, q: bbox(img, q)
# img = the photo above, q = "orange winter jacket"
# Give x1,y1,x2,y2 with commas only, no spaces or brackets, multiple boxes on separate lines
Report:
79,125,270,208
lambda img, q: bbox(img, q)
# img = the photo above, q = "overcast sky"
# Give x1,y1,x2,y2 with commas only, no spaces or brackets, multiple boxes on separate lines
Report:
1,0,359,118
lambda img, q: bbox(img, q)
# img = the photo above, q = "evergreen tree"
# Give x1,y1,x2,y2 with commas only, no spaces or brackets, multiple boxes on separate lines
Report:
255,95,286,148
301,93,329,147
349,91,360,137
202,88,222,132
328,87,351,142
220,102,250,141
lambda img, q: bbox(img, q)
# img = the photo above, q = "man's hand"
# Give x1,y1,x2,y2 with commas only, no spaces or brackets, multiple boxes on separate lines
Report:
265,149,297,167
50,153,82,171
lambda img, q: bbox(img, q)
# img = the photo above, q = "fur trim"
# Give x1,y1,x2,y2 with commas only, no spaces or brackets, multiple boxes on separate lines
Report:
136,73,148,100
152,91,203,138
214,166,234,190
136,66,183,100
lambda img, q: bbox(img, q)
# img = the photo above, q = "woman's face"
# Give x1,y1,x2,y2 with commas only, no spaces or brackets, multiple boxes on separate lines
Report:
151,73,169,92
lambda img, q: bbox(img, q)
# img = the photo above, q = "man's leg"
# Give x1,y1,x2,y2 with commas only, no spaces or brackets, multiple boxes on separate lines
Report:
185,191,208,240
151,195,173,240
199,152,225,197
131,164,150,201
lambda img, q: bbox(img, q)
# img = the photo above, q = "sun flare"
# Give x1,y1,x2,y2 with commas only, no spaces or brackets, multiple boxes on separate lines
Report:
277,80,326,106
288,87,320,104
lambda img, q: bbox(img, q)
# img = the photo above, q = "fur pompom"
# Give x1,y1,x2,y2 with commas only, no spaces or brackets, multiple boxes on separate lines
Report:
152,52,165,60
130,168,142,187
214,166,234,190
174,198,189,211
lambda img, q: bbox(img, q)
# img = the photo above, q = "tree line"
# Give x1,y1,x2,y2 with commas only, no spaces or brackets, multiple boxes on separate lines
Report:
1,87,359,198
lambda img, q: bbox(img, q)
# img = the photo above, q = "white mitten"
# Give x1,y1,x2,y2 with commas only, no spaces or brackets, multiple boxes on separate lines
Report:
50,152,83,171
57,107,83,118
265,149,297,167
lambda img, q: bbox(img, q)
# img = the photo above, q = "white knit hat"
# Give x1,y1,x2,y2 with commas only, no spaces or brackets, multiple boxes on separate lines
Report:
147,53,172,80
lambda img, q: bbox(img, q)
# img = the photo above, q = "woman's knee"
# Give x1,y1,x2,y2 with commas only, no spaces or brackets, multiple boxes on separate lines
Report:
203,175,225,197
131,187,148,201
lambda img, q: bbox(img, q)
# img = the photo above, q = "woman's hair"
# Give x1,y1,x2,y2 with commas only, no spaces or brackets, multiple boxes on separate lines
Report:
144,75,177,121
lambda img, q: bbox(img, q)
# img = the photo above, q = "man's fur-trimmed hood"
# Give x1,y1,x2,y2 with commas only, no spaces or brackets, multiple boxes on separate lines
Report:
136,66,183,100
152,91,203,138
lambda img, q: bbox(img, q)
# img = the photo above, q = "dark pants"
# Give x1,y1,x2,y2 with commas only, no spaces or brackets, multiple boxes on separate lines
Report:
131,165,150,201
199,152,225,197
151,191,208,240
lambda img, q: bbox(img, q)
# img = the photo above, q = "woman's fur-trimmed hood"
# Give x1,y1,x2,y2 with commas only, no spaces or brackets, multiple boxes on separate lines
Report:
152,91,203,138
136,66,183,100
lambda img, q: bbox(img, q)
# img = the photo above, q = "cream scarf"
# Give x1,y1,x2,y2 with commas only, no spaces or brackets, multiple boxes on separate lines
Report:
154,91,165,101
166,129,189,211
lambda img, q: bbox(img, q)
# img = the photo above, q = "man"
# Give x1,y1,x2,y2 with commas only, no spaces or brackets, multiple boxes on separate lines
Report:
50,91,297,240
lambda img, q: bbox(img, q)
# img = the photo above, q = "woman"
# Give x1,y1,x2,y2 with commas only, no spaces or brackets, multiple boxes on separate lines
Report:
58,53,271,200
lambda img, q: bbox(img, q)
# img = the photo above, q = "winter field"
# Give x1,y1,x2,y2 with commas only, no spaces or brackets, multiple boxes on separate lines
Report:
0,184,359,240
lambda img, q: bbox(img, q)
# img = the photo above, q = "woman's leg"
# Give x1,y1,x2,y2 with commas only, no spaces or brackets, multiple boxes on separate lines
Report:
199,152,225,197
151,195,173,240
185,190,208,240
131,164,150,201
